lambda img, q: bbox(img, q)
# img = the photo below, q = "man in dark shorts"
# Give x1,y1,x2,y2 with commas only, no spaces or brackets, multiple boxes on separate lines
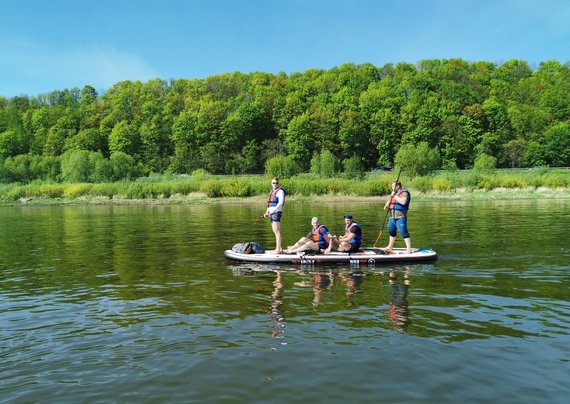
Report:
325,215,362,253
264,177,285,253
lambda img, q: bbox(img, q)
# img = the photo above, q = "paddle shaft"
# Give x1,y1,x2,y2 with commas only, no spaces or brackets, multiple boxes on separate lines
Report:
373,167,403,247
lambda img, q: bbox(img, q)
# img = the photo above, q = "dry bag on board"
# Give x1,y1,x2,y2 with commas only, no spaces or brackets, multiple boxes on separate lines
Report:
232,242,265,254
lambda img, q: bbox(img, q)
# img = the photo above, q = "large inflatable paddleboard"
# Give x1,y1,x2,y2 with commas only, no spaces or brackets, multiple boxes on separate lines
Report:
224,247,437,266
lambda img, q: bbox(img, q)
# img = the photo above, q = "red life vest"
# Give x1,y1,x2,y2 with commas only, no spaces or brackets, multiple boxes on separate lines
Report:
388,189,411,211
344,222,362,245
267,187,284,207
312,225,323,242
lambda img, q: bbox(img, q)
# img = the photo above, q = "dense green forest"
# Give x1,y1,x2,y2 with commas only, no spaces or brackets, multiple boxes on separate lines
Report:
0,59,569,183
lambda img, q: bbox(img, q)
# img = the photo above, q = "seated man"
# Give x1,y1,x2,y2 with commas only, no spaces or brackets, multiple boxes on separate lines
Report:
286,217,331,254
325,215,362,254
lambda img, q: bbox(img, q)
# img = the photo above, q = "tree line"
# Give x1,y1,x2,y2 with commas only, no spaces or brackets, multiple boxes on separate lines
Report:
0,59,568,183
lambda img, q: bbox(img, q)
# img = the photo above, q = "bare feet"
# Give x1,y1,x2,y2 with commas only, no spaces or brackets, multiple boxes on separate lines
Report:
381,247,393,253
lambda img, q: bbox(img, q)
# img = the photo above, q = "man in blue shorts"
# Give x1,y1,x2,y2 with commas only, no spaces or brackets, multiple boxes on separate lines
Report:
383,180,412,253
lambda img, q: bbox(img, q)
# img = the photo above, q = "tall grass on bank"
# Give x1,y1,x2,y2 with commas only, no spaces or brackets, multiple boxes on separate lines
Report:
0,169,568,203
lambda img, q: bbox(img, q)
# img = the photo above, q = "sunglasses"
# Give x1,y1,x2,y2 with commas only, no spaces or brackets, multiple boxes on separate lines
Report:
272,182,279,184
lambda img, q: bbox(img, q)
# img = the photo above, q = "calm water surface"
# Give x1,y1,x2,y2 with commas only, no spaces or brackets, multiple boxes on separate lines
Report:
1,200,569,403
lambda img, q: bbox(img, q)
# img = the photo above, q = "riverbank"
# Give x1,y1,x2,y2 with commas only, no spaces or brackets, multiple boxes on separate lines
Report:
1,169,568,206
5,187,569,207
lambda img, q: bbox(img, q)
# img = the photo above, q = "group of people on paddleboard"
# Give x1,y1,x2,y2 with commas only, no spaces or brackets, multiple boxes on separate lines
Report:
263,176,412,255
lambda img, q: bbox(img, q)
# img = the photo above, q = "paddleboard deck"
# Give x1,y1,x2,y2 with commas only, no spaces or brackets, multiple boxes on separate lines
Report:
224,247,437,266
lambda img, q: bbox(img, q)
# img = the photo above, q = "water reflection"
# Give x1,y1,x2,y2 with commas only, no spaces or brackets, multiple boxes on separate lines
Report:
2,202,569,403
309,271,332,306
231,263,560,343
238,265,416,335
388,268,411,333
269,271,285,339
340,270,364,299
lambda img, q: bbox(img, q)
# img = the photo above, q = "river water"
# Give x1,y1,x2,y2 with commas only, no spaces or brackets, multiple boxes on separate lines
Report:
1,199,569,403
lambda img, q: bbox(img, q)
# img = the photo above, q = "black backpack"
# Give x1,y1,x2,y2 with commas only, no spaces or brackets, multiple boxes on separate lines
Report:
232,242,265,254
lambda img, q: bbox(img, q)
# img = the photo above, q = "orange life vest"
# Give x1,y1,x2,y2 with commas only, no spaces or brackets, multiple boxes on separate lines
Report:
267,186,284,207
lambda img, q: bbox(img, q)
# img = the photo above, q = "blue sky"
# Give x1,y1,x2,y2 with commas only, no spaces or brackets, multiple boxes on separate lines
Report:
1,0,568,98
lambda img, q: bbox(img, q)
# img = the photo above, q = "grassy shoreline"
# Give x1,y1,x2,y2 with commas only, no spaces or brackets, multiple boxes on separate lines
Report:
4,187,569,207
1,169,568,206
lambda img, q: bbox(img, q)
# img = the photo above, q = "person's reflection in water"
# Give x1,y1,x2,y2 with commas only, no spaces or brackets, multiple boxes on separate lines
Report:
269,271,285,338
340,270,364,304
311,271,332,307
388,267,411,333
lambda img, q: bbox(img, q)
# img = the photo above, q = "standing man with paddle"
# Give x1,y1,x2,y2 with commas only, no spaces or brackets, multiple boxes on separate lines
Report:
264,177,285,254
383,180,412,254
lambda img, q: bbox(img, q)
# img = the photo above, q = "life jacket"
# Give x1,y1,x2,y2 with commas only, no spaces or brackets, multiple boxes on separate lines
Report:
313,273,330,290
388,189,411,212
267,187,285,207
311,225,329,248
344,222,362,245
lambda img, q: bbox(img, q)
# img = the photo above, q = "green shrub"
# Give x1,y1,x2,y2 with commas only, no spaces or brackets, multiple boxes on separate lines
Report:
357,179,386,196
324,178,352,195
252,177,271,195
463,172,483,190
199,179,223,197
125,182,145,199
91,158,114,182
264,155,298,179
220,178,254,197
63,183,92,197
287,178,326,196
410,176,433,193
473,153,497,171
61,150,95,183
543,172,570,188
432,177,454,191
90,183,121,198
191,169,211,180
123,182,172,199
395,142,440,177
342,155,365,180
320,150,339,178
479,175,498,190
148,182,173,198
358,174,393,196
171,178,201,195
111,152,138,181
3,154,61,183
441,160,459,171
309,153,321,175
36,183,65,198
36,156,61,182
498,175,528,188
5,185,27,201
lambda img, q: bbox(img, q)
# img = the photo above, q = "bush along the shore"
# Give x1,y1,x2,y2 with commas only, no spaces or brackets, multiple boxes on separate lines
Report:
0,168,568,203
